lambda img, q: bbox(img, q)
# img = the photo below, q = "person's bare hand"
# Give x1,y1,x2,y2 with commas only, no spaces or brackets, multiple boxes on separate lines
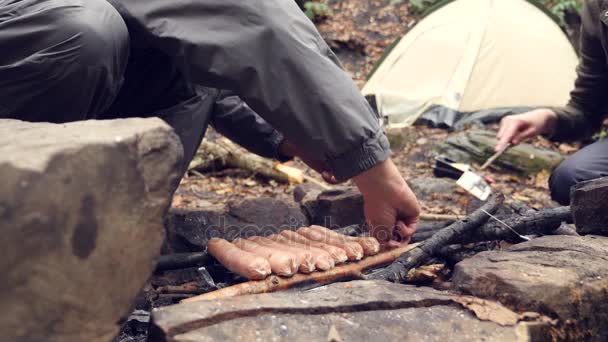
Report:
278,139,338,184
495,109,558,152
353,159,420,247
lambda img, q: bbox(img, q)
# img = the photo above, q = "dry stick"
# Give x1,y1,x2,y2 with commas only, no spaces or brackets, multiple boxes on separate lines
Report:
480,143,512,170
196,139,292,183
181,243,420,303
369,194,504,283
420,213,462,221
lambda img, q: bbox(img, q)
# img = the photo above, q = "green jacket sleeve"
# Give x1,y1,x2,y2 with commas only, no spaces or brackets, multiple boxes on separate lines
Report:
550,0,608,141
110,0,389,180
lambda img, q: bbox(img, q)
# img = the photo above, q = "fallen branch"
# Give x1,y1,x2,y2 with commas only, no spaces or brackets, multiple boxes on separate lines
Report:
190,139,296,183
369,194,504,283
412,206,572,244
458,206,572,243
181,243,420,303
155,252,211,272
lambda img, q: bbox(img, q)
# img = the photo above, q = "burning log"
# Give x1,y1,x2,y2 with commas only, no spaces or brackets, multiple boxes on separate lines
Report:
181,243,420,303
155,252,211,272
412,206,572,244
369,194,504,283
461,206,572,243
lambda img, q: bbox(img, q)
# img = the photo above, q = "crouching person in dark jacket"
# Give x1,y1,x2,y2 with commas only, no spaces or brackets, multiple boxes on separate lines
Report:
0,0,420,245
495,0,608,205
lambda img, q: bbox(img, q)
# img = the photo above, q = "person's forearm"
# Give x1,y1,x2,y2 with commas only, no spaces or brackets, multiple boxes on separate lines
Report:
211,90,289,161
547,0,608,141
537,108,558,136
549,105,603,141
111,0,387,180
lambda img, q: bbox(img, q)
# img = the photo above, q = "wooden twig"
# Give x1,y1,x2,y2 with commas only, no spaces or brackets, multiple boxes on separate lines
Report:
420,213,461,221
157,282,206,295
369,194,504,283
302,174,332,190
180,243,420,303
480,143,512,170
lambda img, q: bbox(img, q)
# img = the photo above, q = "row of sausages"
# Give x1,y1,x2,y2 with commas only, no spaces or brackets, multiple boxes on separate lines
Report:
207,225,381,280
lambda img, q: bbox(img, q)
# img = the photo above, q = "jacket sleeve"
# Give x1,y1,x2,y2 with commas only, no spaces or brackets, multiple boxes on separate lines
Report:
211,90,290,161
550,0,608,141
110,0,389,180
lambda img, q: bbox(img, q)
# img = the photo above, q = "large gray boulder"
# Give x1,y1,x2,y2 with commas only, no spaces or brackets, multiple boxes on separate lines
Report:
0,118,183,342
452,235,608,340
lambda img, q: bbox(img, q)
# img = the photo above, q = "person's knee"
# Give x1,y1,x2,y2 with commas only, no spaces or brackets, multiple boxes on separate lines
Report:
59,0,129,72
549,159,580,205
0,0,130,119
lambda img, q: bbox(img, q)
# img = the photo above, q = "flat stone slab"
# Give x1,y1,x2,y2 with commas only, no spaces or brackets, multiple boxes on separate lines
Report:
151,281,548,342
452,235,608,340
0,118,183,342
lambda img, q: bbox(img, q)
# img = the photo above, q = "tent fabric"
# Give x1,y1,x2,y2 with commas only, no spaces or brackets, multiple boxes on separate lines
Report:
362,0,578,129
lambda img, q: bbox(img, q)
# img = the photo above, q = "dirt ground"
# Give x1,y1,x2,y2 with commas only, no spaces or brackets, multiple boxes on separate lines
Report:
172,0,580,216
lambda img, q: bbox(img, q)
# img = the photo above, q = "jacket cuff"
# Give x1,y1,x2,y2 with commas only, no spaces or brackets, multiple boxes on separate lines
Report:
326,130,391,181
267,129,293,162
544,106,584,142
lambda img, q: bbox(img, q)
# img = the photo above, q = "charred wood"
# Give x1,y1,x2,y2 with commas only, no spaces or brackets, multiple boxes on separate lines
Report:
369,194,503,283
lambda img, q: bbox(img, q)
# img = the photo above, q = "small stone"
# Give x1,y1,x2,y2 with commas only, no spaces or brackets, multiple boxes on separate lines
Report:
311,187,365,228
408,177,458,199
571,177,608,236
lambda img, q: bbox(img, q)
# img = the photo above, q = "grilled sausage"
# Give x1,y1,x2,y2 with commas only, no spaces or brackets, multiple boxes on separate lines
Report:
207,238,271,280
249,236,316,273
233,238,298,277
297,227,364,261
269,234,335,271
279,230,348,264
309,225,380,256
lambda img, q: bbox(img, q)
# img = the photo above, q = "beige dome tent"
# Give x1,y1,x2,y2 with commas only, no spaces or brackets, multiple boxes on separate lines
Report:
362,0,578,129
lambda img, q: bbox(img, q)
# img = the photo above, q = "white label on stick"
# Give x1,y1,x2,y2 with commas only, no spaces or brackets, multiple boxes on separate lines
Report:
457,171,492,201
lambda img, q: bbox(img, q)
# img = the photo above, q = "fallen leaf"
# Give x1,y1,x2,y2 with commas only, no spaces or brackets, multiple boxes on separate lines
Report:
327,325,342,342
453,296,519,326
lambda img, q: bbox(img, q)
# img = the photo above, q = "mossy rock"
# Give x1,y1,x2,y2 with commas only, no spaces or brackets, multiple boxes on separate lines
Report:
434,130,564,175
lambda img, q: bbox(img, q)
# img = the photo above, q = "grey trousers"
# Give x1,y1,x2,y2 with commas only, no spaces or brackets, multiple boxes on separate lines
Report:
0,0,206,165
549,138,608,205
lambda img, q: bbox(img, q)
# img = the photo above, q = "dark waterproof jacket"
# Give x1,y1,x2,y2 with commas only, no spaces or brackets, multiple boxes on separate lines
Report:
552,0,608,141
109,0,390,180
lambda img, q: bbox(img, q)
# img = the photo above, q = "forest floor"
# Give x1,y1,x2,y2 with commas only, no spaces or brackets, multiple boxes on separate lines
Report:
172,0,581,216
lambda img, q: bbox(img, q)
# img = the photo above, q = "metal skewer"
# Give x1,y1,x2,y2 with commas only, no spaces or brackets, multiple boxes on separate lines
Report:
481,209,531,241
